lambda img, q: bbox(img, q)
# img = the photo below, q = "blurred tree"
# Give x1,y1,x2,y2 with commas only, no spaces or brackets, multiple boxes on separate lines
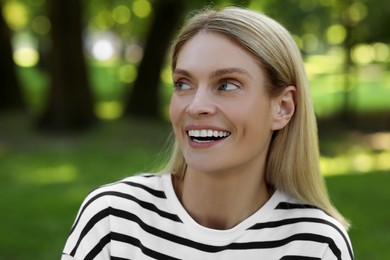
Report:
38,0,96,131
259,0,390,123
0,2,25,112
124,0,185,119
124,0,250,119
339,0,356,123
331,0,390,122
355,0,390,43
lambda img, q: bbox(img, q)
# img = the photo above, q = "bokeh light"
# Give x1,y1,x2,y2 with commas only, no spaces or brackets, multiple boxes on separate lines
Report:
325,24,346,45
112,5,131,24
351,44,375,64
302,15,321,33
160,66,172,85
88,31,121,62
3,1,29,30
31,15,51,35
95,101,123,120
348,1,368,23
373,43,390,62
132,0,152,18
118,64,138,83
93,9,115,29
302,33,319,53
124,43,144,63
92,39,115,61
13,46,39,67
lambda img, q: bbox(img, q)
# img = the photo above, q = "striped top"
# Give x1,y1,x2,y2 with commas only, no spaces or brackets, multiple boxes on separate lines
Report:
62,173,354,260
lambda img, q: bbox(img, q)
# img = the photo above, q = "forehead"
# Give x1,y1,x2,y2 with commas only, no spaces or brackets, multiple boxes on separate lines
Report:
175,32,262,74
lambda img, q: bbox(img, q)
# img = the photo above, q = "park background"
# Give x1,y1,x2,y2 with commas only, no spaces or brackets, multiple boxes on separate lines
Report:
0,0,389,259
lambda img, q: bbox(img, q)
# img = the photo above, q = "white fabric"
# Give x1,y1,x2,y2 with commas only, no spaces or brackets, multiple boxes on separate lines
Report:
61,173,354,260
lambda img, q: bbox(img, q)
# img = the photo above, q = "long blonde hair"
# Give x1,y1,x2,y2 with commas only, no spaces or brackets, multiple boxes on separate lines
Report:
163,7,350,229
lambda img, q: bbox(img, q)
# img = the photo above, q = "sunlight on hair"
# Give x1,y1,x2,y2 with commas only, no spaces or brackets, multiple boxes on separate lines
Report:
95,101,123,120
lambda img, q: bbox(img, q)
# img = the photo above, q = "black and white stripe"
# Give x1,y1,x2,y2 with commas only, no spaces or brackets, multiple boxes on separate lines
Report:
62,174,354,260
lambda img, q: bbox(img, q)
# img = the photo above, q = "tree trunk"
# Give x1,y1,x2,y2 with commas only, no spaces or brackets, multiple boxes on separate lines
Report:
0,3,25,112
38,0,95,131
340,0,356,125
124,0,185,119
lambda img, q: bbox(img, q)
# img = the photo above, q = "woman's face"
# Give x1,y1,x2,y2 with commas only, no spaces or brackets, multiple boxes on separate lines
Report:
169,32,279,175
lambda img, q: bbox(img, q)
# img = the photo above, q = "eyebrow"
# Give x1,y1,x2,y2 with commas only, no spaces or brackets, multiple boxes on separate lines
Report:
210,68,251,78
173,68,251,79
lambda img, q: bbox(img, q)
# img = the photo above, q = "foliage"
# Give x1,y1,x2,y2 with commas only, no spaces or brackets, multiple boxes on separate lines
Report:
2,0,390,121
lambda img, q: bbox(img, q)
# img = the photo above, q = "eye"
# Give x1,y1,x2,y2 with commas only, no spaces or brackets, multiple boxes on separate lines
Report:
219,81,240,91
174,81,192,91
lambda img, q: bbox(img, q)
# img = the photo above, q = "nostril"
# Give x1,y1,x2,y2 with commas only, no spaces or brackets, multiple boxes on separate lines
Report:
186,102,216,116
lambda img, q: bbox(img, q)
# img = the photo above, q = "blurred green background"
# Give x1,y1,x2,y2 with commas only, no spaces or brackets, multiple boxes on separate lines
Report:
0,0,389,259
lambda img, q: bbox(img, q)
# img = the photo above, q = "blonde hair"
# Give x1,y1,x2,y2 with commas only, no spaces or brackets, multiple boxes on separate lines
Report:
163,7,350,229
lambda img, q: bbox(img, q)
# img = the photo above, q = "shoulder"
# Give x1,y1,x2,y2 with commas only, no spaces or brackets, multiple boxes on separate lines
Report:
62,173,171,258
68,173,167,234
80,173,166,210
271,190,354,260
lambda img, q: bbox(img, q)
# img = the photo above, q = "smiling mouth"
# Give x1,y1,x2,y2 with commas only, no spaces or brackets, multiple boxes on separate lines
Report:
187,129,231,143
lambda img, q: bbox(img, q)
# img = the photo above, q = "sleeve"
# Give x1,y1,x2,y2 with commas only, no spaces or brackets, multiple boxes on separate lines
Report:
321,246,353,260
61,253,77,260
62,187,112,260
321,230,354,260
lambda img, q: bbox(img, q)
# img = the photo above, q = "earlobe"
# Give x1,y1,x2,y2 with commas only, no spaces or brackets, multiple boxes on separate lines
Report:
271,85,296,130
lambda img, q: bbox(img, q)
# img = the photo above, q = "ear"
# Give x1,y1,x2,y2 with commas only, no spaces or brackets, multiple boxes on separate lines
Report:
271,85,296,131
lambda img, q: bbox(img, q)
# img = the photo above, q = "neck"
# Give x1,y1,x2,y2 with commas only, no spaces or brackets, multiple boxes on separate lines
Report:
174,168,271,230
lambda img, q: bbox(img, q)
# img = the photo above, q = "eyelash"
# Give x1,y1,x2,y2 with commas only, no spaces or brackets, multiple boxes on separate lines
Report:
172,79,242,92
173,81,191,91
218,80,241,91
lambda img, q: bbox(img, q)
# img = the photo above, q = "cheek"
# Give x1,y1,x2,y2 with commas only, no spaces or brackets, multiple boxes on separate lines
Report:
242,99,273,132
169,95,185,127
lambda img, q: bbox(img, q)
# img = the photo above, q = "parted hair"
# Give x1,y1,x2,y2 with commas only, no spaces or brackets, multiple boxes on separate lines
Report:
163,6,350,229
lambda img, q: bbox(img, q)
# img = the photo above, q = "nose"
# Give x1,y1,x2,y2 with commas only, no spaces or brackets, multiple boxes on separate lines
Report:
186,87,216,117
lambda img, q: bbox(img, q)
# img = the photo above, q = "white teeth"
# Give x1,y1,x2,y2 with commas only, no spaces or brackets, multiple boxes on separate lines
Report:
188,129,231,138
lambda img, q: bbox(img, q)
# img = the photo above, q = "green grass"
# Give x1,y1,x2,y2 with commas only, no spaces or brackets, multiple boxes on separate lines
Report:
0,113,389,259
0,114,171,259
327,172,390,259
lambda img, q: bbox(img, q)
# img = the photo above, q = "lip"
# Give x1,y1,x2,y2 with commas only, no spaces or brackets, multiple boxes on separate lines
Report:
184,124,231,149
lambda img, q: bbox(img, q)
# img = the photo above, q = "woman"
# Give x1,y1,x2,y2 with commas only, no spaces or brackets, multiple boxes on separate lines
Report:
62,7,354,260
